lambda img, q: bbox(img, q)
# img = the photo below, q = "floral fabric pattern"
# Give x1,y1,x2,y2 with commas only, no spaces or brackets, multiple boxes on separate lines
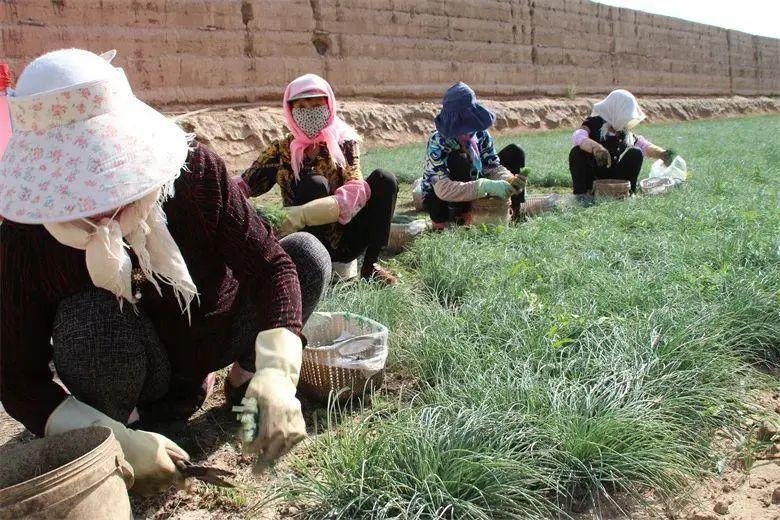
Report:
241,135,361,248
0,71,189,224
421,129,501,199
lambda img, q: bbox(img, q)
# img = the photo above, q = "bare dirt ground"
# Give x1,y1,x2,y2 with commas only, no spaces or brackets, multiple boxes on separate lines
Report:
2,375,777,519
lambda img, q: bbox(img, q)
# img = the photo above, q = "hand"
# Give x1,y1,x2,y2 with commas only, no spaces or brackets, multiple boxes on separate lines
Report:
593,147,611,168
278,206,306,236
661,148,676,166
277,196,340,237
241,328,306,462
475,178,515,199
46,397,189,495
244,369,306,462
510,167,530,192
121,429,189,495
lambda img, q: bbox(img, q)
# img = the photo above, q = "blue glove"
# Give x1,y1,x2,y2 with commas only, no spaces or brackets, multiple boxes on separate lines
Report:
475,178,515,199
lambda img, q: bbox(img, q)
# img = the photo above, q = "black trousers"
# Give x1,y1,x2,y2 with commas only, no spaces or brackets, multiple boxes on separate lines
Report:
423,144,526,224
569,146,644,194
293,169,398,266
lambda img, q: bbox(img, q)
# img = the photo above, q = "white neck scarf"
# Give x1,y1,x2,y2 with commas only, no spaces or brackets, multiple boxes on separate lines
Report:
44,184,198,316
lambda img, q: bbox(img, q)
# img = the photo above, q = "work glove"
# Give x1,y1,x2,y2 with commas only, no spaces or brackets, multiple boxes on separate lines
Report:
243,327,306,462
510,167,531,192
474,178,515,199
593,147,612,168
278,196,340,237
661,148,676,166
46,397,189,495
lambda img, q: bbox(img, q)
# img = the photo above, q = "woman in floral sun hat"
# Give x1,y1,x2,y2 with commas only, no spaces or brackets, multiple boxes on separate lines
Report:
0,49,330,494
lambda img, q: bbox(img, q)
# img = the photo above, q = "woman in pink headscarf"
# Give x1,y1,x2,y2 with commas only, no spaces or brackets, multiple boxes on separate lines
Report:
240,74,398,286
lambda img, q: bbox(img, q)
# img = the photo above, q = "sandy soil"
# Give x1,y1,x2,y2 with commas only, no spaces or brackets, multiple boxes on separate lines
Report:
172,96,780,175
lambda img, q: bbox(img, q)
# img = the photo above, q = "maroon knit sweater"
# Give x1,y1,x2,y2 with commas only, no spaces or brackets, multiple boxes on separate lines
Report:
0,145,302,436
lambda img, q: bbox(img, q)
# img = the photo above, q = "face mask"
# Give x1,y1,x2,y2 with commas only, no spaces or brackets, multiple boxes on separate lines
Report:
292,105,331,139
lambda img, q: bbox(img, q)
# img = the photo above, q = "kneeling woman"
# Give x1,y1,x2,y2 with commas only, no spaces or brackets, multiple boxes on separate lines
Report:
240,74,398,286
1,50,331,495
569,89,674,196
422,82,526,228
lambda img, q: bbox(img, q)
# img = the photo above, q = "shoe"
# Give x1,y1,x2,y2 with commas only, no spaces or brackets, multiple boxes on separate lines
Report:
223,377,250,408
453,212,473,227
360,263,398,286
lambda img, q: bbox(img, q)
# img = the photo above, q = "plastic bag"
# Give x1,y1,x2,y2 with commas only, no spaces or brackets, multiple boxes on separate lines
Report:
302,312,389,377
649,155,687,182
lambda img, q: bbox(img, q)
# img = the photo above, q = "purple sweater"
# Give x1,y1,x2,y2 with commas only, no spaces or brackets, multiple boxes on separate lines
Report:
0,145,303,435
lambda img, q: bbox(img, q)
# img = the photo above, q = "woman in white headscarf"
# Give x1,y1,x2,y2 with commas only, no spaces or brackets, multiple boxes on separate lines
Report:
569,89,675,198
0,49,331,495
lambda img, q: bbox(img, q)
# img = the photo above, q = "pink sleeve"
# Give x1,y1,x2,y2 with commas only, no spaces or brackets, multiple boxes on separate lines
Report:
432,177,479,202
572,128,589,147
333,179,371,224
635,135,652,156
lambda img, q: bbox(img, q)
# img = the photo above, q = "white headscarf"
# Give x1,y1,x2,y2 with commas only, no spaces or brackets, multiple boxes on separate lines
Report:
591,89,646,132
44,184,198,316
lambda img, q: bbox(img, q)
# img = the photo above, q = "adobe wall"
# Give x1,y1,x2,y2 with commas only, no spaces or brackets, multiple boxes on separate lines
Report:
2,1,778,106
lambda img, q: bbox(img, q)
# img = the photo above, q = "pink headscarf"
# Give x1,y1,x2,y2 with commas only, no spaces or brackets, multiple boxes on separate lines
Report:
283,74,359,180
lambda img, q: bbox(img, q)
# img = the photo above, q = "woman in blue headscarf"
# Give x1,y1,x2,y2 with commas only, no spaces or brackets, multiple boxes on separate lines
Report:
421,82,527,228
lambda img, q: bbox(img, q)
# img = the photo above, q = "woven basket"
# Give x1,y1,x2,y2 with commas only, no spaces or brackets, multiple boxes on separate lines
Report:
298,312,388,403
639,177,675,196
388,218,428,254
299,359,385,403
592,179,630,199
470,196,511,225
520,195,558,216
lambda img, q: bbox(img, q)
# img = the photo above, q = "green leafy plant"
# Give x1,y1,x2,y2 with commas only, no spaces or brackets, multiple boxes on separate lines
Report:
283,116,780,518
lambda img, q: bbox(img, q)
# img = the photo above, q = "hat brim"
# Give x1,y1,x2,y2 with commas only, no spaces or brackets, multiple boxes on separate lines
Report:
287,89,328,102
434,103,495,139
0,98,189,224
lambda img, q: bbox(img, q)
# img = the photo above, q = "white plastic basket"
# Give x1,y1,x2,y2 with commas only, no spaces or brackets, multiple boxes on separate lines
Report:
299,312,389,402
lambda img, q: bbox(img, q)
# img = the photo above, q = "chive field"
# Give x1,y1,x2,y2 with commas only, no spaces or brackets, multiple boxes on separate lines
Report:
288,115,779,518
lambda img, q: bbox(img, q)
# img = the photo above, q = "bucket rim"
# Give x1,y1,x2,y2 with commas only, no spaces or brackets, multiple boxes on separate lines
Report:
0,426,128,506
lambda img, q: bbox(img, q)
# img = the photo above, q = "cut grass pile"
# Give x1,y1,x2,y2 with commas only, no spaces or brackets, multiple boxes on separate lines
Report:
288,116,779,518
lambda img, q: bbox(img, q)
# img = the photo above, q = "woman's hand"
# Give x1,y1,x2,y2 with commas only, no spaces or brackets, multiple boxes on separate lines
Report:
661,149,676,166
593,147,611,168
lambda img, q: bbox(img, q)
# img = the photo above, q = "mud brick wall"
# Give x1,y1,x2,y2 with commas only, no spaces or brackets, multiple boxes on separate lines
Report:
2,0,778,106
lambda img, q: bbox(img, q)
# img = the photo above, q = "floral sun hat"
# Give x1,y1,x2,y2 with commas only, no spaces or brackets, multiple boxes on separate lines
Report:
0,48,189,224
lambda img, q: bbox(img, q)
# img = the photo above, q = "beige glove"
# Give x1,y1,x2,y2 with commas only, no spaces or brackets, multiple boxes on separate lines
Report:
278,196,340,236
243,327,306,462
46,397,189,495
